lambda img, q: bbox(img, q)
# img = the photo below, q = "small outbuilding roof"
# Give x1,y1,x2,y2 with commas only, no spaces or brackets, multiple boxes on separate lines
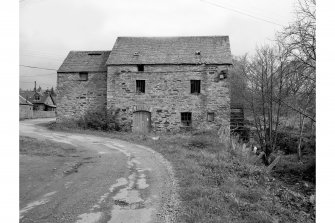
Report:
19,95,33,106
107,36,232,65
58,51,111,72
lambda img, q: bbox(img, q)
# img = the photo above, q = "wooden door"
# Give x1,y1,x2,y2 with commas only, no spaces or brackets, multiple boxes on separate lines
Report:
133,111,151,133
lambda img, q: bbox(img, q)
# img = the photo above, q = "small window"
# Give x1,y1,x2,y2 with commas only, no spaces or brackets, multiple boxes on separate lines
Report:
181,112,192,126
207,112,214,122
136,80,145,93
219,70,228,80
195,51,201,55
190,80,201,94
137,64,144,72
79,72,88,81
34,95,40,100
134,52,139,56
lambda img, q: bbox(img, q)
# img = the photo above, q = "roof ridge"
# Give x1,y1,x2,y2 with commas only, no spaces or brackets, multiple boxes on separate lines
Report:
116,36,229,38
108,36,232,65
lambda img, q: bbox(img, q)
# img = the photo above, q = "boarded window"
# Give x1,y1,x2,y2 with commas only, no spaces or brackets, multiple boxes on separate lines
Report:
207,112,214,122
181,112,192,126
79,72,88,81
136,80,145,93
137,65,144,72
190,80,201,94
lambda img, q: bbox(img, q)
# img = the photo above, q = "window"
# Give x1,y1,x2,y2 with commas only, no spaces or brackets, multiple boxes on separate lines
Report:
219,70,228,80
181,112,192,126
79,72,88,81
195,51,201,55
136,80,145,93
190,80,201,94
207,112,214,122
34,95,40,100
137,64,144,72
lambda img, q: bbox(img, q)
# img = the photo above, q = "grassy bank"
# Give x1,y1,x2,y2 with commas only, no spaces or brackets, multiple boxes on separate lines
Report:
47,122,315,223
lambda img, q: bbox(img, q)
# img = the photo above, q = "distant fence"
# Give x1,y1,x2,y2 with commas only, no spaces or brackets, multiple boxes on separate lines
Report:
33,111,56,119
20,109,56,120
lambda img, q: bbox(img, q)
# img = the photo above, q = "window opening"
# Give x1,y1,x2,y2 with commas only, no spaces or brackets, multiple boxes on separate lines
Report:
137,64,144,72
136,80,145,93
181,112,192,126
79,72,88,81
191,80,201,94
207,112,214,122
219,70,228,80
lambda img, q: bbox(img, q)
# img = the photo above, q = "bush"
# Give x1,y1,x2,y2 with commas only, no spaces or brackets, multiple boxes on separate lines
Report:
275,132,299,154
53,109,120,131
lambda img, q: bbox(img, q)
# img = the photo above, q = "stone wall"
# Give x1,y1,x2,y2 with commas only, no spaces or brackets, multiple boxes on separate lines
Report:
107,64,231,132
56,72,107,122
20,104,33,120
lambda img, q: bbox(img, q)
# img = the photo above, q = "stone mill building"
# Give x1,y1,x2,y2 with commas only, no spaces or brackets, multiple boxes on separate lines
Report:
57,36,233,133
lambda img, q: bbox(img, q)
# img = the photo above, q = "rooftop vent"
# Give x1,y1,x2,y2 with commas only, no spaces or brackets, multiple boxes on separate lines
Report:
133,52,139,56
195,51,201,55
88,53,102,56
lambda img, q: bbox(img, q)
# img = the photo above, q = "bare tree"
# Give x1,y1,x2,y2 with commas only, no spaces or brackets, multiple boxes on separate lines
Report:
278,0,316,160
233,44,292,164
279,0,316,73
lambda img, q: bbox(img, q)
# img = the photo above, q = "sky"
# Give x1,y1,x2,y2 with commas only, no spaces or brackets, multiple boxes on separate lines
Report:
19,0,296,90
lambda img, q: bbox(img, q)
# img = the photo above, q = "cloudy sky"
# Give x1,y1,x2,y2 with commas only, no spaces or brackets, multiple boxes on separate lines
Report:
19,0,296,90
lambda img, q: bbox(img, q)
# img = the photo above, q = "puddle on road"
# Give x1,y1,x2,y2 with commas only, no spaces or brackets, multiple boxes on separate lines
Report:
108,206,154,223
20,191,57,219
137,174,149,189
109,178,128,193
76,212,103,223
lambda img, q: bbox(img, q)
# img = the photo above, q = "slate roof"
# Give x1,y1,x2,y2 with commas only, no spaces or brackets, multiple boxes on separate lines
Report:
107,36,232,65
20,91,57,107
19,95,33,105
58,51,111,72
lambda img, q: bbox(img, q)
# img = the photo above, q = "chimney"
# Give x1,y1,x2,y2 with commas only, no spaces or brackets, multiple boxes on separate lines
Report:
34,81,36,92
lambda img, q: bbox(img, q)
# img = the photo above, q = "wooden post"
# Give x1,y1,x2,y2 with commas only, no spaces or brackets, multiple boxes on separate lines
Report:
266,155,281,173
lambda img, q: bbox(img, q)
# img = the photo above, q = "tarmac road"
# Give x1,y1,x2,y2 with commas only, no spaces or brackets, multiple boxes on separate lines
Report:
19,118,178,223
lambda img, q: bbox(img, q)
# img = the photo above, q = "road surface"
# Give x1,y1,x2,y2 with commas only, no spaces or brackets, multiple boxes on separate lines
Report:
19,118,179,223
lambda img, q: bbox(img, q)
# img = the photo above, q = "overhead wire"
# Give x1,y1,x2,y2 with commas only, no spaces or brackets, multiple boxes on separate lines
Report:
20,65,58,71
199,0,284,27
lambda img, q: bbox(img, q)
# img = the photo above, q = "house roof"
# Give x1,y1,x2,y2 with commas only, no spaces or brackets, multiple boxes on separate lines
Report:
21,90,57,106
107,36,232,65
33,93,56,106
58,51,111,72
19,95,33,105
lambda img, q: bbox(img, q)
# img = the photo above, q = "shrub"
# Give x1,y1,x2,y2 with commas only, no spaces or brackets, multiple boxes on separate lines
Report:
275,132,299,154
53,108,120,131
